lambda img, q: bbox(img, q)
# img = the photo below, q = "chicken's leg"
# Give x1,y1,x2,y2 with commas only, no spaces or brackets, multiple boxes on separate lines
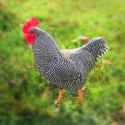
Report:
76,88,85,104
55,89,65,108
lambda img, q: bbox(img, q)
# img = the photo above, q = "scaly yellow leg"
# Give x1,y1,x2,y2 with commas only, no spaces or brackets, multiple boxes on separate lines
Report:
76,88,85,104
55,89,65,108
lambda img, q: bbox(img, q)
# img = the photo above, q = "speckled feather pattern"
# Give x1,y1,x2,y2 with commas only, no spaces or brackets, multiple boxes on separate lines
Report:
32,29,107,91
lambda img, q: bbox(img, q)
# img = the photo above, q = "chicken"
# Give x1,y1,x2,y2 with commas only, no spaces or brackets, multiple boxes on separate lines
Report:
22,18,107,107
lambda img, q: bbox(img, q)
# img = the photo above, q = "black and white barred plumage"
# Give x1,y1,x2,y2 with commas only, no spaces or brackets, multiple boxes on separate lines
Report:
31,28,107,91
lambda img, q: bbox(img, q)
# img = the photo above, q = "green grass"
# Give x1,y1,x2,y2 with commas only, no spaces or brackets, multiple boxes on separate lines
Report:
0,0,125,125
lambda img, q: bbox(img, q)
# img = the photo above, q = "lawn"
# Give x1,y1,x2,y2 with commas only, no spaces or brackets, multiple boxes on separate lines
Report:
0,0,125,125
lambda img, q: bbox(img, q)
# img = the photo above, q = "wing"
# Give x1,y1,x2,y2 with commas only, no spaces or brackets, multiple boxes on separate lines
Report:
49,57,83,91
61,48,80,59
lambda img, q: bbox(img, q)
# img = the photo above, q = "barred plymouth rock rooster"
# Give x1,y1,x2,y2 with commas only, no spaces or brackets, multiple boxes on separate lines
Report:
22,18,107,107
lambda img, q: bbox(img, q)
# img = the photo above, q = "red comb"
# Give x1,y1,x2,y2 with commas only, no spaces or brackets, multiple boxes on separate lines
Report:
22,17,39,34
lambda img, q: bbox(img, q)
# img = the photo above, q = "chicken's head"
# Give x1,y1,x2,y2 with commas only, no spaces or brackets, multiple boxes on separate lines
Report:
22,17,40,47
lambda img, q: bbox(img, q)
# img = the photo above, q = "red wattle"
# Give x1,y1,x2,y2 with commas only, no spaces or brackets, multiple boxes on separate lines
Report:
24,33,36,45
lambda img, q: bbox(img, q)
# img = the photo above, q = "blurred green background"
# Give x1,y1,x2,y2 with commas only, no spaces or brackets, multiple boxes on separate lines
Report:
0,0,125,125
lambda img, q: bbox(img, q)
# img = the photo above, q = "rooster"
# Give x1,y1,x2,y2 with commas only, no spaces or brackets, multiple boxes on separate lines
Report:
22,18,107,107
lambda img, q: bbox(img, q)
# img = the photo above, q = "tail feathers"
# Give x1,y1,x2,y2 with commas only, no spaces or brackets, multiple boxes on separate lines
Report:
84,37,107,59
